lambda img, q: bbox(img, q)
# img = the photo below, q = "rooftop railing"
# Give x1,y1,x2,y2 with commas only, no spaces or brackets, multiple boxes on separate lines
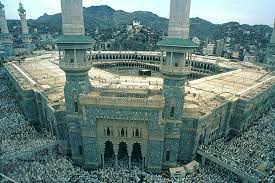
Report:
80,95,164,109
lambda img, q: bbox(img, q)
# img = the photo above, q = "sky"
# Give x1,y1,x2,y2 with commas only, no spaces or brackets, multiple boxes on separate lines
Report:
1,0,275,26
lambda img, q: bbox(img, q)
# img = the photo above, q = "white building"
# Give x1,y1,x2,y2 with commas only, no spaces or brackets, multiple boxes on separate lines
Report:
206,43,215,56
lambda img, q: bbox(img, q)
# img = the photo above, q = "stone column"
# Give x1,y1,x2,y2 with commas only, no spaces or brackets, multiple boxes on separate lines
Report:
128,156,132,170
142,157,145,172
128,144,133,170
102,154,105,169
201,156,206,166
115,155,118,171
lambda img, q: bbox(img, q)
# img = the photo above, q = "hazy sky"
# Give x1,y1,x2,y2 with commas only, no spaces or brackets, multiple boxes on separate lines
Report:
2,0,275,26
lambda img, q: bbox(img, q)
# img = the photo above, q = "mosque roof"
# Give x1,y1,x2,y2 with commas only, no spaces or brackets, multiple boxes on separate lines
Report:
54,35,95,44
157,38,198,48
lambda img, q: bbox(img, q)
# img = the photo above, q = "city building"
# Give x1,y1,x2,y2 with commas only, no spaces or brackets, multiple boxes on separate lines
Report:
216,39,224,57
244,53,256,63
192,37,200,45
206,43,215,56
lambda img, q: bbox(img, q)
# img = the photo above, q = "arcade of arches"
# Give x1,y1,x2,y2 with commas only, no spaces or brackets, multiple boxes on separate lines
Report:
97,119,147,170
102,141,144,170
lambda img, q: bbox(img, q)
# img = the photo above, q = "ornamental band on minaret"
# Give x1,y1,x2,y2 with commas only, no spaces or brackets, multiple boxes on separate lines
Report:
0,1,13,57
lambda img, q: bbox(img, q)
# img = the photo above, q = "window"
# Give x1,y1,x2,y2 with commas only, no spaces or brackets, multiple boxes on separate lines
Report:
170,107,175,117
74,102,78,112
166,151,170,161
70,58,74,63
107,128,111,136
175,63,179,67
135,129,139,137
79,145,83,156
121,128,125,137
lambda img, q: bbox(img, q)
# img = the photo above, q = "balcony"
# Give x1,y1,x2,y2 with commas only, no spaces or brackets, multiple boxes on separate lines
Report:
160,65,191,76
59,61,92,71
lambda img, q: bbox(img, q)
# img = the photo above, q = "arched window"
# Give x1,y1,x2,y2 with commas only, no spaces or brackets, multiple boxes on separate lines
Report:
74,102,78,112
79,145,83,156
166,151,170,161
170,107,175,117
107,128,111,136
135,129,139,137
121,128,125,137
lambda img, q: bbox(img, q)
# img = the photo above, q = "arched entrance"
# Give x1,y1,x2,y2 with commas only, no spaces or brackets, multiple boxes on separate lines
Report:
104,140,115,166
131,143,142,167
118,142,128,160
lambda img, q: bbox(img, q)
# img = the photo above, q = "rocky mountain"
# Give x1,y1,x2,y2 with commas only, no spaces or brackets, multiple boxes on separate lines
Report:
6,5,273,50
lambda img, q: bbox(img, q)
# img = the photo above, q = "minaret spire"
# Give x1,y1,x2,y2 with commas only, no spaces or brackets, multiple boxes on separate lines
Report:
0,1,14,57
270,19,275,44
61,0,85,35
157,0,197,120
0,1,9,34
18,0,33,53
18,0,28,34
168,0,191,39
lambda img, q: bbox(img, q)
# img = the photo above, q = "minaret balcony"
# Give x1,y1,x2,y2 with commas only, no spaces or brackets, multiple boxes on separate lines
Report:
59,61,92,71
160,65,191,76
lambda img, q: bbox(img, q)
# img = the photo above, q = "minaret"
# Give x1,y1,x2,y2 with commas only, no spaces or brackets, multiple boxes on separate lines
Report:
158,0,198,120
0,1,13,57
18,1,33,53
168,0,191,39
55,0,94,165
264,19,275,67
270,19,275,44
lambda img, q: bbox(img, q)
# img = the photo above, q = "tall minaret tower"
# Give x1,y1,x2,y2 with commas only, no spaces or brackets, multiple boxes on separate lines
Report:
264,19,275,67
55,0,94,165
18,1,33,53
158,0,197,120
0,1,13,57
270,19,275,44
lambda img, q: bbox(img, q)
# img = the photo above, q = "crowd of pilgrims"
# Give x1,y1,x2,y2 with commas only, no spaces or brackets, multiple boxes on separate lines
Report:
201,107,275,182
0,67,274,182
3,152,240,183
0,68,56,160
